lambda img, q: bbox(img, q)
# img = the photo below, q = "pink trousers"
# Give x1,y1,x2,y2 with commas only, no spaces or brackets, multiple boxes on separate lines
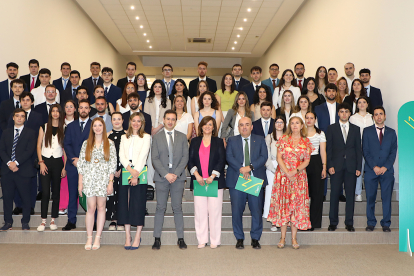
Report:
59,156,69,210
194,189,223,246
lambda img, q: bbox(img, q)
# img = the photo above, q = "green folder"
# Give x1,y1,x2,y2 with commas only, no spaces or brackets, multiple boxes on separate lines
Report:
122,166,148,185
193,180,218,197
79,192,87,212
235,174,264,197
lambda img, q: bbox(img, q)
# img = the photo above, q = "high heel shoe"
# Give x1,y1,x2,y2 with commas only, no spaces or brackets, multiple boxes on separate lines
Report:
92,236,101,250
85,236,93,250
277,238,285,249
291,238,300,249
124,237,132,250
130,238,141,250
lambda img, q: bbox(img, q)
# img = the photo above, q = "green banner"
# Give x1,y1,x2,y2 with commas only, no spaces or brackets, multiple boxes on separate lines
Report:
122,166,148,185
398,102,414,252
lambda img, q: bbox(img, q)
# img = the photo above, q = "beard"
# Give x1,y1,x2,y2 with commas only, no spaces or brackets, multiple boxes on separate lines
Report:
130,103,138,111
8,74,16,79
79,112,89,119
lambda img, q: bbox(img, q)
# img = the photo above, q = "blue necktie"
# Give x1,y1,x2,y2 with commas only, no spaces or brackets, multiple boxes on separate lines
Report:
72,89,76,99
104,87,108,99
63,79,68,90
236,81,239,90
11,129,20,162
264,121,269,135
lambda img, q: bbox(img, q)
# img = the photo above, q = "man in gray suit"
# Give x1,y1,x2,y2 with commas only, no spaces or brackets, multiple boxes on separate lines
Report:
151,110,189,250
91,96,112,131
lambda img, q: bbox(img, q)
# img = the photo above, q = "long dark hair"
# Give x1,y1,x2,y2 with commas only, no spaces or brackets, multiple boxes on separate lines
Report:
64,99,78,120
272,115,286,140
169,79,189,103
220,73,236,94
302,77,319,95
136,73,149,91
196,80,209,97
45,104,65,147
354,96,371,114
277,69,297,88
253,85,272,105
315,66,328,89
305,111,321,134
349,79,366,103
197,91,219,110
148,79,168,108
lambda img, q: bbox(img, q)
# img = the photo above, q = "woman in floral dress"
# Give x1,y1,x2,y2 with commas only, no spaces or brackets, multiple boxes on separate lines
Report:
267,116,313,249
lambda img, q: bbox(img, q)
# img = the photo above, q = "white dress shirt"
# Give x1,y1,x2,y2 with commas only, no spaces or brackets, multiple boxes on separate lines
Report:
234,113,242,136
127,76,135,83
345,76,355,91
31,85,60,106
46,101,58,113
261,118,271,135
8,79,12,96
13,97,20,108
25,109,31,120
198,77,206,81
103,83,112,93
326,101,337,125
252,82,262,91
8,125,24,166
79,117,89,129
297,78,305,88
374,124,385,140
164,128,175,168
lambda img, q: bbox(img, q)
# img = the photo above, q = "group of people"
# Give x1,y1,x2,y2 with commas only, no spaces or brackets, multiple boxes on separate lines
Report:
0,59,397,250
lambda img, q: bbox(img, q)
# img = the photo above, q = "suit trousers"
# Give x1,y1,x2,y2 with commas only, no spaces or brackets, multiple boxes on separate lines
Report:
364,170,394,227
14,174,37,209
66,165,79,224
194,189,223,245
2,173,31,224
117,180,147,226
307,154,324,228
329,163,357,226
229,187,264,240
40,156,64,219
153,178,185,239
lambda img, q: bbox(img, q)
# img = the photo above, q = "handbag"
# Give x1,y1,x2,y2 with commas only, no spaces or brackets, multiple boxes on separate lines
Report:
146,186,155,200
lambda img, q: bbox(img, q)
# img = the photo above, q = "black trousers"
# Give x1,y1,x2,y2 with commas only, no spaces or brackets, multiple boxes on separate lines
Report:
307,154,324,228
40,156,64,219
2,173,31,224
106,175,120,221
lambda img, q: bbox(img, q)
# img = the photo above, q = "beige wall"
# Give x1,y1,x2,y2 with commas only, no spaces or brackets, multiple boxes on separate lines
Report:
0,0,126,82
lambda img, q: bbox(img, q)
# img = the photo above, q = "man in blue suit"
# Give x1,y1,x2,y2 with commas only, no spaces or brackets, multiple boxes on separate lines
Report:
52,62,71,93
60,70,81,108
226,117,268,249
0,79,25,132
81,62,103,104
232,64,249,91
63,99,92,231
240,66,270,106
34,84,59,125
0,62,20,105
252,102,274,138
101,67,122,109
359,68,383,114
162,64,175,96
261,63,280,95
362,107,397,232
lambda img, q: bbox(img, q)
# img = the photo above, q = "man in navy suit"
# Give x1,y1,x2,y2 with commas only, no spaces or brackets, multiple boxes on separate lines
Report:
34,84,59,124
63,99,92,231
116,62,136,90
162,64,175,96
101,67,122,108
262,63,280,95
122,92,152,135
226,117,268,249
81,62,103,104
0,62,20,105
60,70,81,107
359,68,383,113
240,66,270,106
0,109,37,231
188,61,217,98
0,79,25,132
294,62,308,94
252,102,274,138
20,59,41,91
362,107,397,232
52,62,71,93
232,64,249,91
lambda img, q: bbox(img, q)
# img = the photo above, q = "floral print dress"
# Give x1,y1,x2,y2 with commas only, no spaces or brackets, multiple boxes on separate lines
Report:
267,135,314,230
77,140,117,197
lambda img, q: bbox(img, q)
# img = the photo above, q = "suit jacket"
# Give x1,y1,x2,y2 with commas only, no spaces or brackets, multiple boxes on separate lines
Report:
116,77,133,90
20,74,41,90
59,84,78,107
326,122,362,174
53,77,71,93
0,127,37,177
240,82,270,107
0,79,12,105
0,98,16,131
103,84,122,109
34,102,49,125
368,86,383,114
188,136,226,189
188,77,217,98
362,125,397,174
235,77,250,91
122,111,152,135
7,110,43,136
252,118,274,138
220,109,255,140
151,130,189,182
314,102,339,134
226,134,268,188
262,78,280,95
119,133,151,173
64,119,92,169
91,113,113,132
143,97,171,128
275,107,293,122
162,79,175,96
81,76,103,104
296,77,308,94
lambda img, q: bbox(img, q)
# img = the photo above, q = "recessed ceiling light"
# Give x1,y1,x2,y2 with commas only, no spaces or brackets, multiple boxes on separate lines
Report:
234,41,237,44
135,16,139,20
147,40,149,43
140,25,143,28
237,34,240,38
143,33,147,36
243,18,247,22
239,27,243,30
131,6,134,10
232,47,235,50
149,46,152,49
247,8,251,12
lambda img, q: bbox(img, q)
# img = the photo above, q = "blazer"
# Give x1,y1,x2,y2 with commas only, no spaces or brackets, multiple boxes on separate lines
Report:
326,122,362,174
143,97,172,128
362,125,397,174
188,77,217,98
122,111,152,135
119,133,151,173
81,76,103,104
252,118,274,138
59,84,78,107
188,136,226,189
162,79,175,96
91,113,113,132
103,84,122,109
0,127,37,177
0,79,12,105
225,134,268,188
20,74,41,90
64,119,92,168
7,110,42,136
220,109,255,140
151,130,189,182
240,82,270,107
314,102,339,134
235,77,250,91
368,86,383,113
116,77,133,90
296,77,308,94
261,78,280,95
0,98,16,131
275,107,293,122
34,102,49,125
52,77,71,94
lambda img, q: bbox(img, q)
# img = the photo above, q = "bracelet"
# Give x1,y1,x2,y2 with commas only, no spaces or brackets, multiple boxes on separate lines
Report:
109,179,114,182
38,160,45,164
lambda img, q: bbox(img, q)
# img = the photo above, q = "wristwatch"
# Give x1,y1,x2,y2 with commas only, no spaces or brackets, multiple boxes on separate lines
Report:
249,164,254,171
296,168,299,173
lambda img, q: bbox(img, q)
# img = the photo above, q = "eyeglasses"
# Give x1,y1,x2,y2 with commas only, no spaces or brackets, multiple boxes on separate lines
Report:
163,69,172,72
137,78,145,81
270,68,279,71
275,122,284,125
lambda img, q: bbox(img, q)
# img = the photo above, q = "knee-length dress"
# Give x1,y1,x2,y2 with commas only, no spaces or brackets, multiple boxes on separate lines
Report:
267,135,314,230
77,140,117,197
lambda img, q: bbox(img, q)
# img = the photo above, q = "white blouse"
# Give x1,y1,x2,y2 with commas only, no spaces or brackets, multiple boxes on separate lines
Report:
308,131,326,155
290,111,318,127
273,85,301,108
233,113,242,136
174,112,194,136
349,113,374,138
265,134,278,173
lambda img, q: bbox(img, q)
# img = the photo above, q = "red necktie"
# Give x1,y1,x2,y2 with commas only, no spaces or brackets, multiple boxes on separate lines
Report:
272,79,276,89
30,77,35,91
377,127,383,145
129,80,132,83
298,80,302,90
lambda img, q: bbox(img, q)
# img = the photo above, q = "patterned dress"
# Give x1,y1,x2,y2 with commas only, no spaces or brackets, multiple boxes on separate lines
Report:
77,140,117,197
267,135,314,230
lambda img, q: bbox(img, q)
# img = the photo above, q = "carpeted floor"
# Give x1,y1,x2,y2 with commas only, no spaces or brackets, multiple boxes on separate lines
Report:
0,244,412,276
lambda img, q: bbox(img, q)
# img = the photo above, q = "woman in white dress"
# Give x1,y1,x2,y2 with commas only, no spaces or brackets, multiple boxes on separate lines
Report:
172,95,194,140
290,95,318,127
273,69,301,108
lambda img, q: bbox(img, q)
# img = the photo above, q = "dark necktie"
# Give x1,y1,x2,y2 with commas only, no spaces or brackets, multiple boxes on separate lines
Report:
11,129,20,161
255,85,259,91
272,79,276,89
244,138,251,174
15,101,19,109
167,132,173,168
99,116,104,119
236,81,239,90
377,127,384,145
72,89,77,99
298,80,302,90
93,79,97,87
80,121,85,132
47,103,52,113
104,87,108,99
9,87,13,98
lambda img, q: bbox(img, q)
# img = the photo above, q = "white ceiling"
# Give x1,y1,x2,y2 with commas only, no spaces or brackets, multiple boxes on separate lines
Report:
76,0,305,57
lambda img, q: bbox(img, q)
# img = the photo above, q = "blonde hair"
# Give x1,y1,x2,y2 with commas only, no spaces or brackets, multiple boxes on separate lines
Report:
172,95,187,113
126,112,145,138
231,91,252,118
285,116,307,138
336,77,349,104
280,90,296,114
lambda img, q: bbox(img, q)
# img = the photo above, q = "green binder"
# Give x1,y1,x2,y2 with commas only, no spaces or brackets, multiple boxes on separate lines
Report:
235,174,264,197
193,180,218,197
79,192,87,212
122,166,148,185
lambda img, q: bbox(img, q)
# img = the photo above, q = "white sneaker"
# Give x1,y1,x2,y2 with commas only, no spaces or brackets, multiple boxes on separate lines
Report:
37,223,46,232
59,209,67,215
355,195,362,202
117,225,125,231
270,225,278,232
49,222,58,231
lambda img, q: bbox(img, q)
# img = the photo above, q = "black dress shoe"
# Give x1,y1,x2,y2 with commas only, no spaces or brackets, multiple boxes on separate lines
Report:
345,225,355,232
328,225,337,231
36,192,42,201
366,225,375,231
0,223,12,231
339,195,346,202
177,238,187,249
145,208,149,216
251,239,261,249
307,227,315,231
152,238,161,250
22,223,30,230
62,222,76,231
30,208,34,215
236,239,244,249
382,226,391,232
12,207,22,215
